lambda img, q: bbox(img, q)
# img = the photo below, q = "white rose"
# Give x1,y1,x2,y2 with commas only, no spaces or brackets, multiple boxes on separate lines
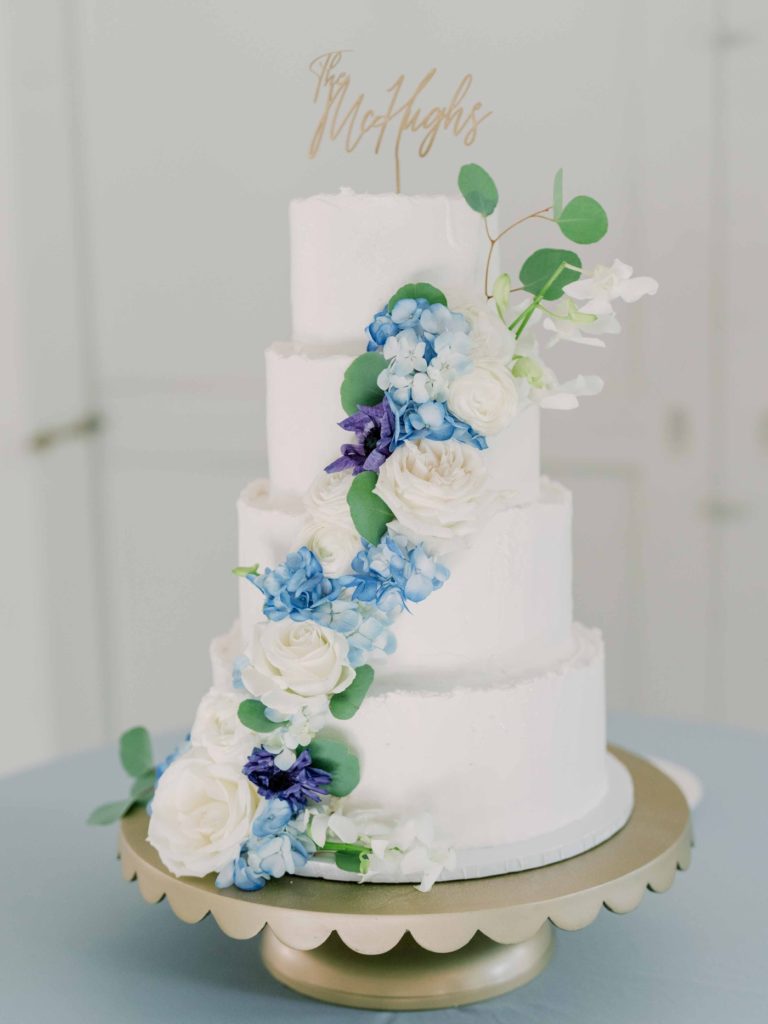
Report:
447,359,518,436
303,469,355,527
190,688,255,765
148,751,258,878
454,293,515,364
295,518,361,576
242,619,355,713
374,439,491,553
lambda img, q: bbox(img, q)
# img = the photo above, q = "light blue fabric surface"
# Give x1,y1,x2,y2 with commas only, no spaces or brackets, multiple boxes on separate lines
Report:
1,713,765,1023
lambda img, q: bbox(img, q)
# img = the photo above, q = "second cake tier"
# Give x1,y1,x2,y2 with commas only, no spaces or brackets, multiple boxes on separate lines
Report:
237,476,574,678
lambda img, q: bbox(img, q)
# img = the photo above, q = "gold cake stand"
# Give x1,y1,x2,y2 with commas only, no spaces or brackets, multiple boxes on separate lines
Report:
118,746,692,1010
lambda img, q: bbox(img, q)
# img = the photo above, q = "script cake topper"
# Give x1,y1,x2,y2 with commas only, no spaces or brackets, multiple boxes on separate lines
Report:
308,51,492,192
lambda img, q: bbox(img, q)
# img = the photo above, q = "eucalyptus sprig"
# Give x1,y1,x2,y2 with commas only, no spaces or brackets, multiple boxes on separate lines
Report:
457,163,609,336
88,726,157,825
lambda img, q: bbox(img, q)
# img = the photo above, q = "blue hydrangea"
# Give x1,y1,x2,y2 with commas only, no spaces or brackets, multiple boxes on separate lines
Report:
231,654,250,690
388,395,487,450
312,598,398,666
215,799,316,892
347,534,450,608
252,547,341,622
366,297,431,350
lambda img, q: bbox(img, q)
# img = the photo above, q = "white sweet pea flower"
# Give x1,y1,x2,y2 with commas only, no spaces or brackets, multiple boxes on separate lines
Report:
542,298,620,348
242,620,355,714
148,750,259,878
563,259,658,316
538,373,604,410
190,688,256,766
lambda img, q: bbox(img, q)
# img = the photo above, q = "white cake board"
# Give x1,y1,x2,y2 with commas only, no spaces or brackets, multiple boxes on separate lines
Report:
296,751,634,884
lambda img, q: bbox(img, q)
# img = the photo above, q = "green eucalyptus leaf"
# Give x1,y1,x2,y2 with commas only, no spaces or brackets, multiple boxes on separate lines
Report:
347,471,394,545
458,163,499,216
340,352,388,416
87,798,135,826
387,282,447,313
492,273,511,319
556,195,608,244
335,848,370,874
130,771,156,805
238,699,281,733
519,248,582,300
330,664,375,720
307,736,361,797
119,726,153,778
553,168,564,220
232,564,260,578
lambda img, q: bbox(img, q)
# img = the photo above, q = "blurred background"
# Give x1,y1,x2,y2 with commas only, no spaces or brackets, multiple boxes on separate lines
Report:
1,0,766,776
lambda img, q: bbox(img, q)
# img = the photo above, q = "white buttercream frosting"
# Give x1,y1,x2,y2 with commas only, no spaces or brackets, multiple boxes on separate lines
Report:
290,191,496,344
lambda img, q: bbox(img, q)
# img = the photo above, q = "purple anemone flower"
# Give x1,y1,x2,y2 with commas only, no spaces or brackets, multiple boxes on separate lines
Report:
243,747,331,812
325,400,395,475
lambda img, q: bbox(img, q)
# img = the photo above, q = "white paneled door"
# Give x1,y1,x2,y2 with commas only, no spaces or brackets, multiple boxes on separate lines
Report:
1,0,766,776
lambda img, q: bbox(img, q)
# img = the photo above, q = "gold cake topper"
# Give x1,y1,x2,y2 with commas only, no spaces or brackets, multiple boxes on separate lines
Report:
308,51,492,192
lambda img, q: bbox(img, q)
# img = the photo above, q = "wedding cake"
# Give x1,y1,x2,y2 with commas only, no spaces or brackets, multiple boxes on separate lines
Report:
92,165,657,892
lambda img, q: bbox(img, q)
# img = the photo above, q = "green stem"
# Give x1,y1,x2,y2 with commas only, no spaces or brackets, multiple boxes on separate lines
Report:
482,204,553,298
510,261,569,340
321,841,369,855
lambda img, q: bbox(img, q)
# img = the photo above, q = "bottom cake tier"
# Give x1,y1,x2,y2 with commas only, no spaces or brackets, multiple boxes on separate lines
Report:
210,622,611,856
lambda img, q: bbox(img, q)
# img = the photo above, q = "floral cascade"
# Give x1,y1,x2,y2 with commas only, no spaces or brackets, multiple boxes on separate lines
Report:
90,165,657,892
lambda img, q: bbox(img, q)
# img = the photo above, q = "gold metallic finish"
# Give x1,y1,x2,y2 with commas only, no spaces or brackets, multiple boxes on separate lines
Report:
118,746,692,1008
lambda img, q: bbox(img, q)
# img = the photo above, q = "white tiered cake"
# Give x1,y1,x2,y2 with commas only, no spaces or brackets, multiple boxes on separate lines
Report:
126,172,658,891
227,193,608,859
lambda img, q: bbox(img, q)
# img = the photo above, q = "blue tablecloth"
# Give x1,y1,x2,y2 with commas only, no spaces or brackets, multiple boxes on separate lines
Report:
1,713,765,1023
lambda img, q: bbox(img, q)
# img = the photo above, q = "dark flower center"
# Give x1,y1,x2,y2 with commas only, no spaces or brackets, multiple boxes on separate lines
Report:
268,771,293,792
363,426,380,455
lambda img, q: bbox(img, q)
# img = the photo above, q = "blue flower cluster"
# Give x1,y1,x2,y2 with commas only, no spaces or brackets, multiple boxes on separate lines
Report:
366,297,487,453
367,298,469,355
254,547,341,621
346,534,450,609
215,799,315,892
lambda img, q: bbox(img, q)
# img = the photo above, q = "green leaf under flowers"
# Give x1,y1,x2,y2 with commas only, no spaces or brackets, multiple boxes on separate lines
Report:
232,563,260,578
458,163,499,216
87,798,135,826
238,698,280,733
553,168,564,220
556,195,608,244
307,736,361,797
347,471,394,545
130,768,156,804
340,352,388,416
119,726,153,778
386,282,447,313
330,664,375,720
492,273,511,319
335,848,370,874
519,248,582,300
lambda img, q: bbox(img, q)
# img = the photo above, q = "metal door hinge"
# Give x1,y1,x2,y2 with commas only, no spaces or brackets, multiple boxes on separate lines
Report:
27,412,103,452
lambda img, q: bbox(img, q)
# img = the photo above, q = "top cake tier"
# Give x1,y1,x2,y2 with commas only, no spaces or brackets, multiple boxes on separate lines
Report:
290,191,493,344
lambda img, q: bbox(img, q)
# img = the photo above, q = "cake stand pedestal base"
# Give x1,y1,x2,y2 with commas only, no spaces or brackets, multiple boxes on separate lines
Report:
261,925,554,1010
119,747,692,1011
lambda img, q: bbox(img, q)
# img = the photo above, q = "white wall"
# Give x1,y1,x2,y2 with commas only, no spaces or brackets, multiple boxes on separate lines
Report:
1,0,766,774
